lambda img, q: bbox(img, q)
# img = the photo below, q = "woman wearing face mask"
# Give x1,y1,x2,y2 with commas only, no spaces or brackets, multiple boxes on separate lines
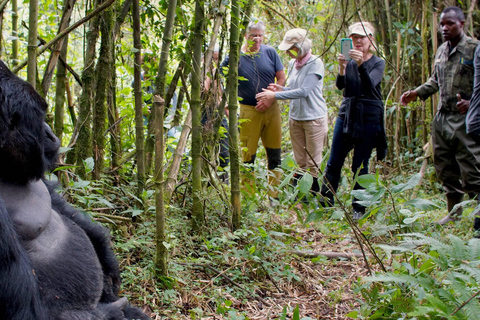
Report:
319,22,387,219
256,28,328,202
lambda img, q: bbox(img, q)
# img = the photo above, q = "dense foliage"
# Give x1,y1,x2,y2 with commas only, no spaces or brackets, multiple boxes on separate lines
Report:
2,0,480,318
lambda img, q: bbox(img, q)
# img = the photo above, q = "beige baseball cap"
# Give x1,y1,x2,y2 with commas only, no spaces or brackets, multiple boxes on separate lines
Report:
278,28,308,51
348,23,373,37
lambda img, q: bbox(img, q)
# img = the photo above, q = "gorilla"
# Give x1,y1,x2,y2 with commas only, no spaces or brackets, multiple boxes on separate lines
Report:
0,60,150,320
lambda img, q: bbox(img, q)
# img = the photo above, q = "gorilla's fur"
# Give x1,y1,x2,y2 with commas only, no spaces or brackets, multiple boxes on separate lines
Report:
0,60,150,320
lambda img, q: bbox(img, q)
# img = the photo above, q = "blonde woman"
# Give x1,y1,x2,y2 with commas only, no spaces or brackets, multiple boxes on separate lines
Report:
319,22,386,219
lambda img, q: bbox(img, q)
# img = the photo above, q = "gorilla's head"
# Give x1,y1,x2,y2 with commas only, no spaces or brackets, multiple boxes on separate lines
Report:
0,60,60,184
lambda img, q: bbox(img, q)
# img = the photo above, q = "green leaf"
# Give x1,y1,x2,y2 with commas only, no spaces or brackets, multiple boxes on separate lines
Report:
404,198,440,210
72,180,90,189
280,306,287,320
123,208,143,217
83,157,95,174
293,305,300,320
365,273,418,284
356,174,377,188
345,311,359,318
403,216,420,224
305,210,323,224
391,173,421,193
298,173,313,194
281,155,297,170
418,259,435,274
279,171,295,188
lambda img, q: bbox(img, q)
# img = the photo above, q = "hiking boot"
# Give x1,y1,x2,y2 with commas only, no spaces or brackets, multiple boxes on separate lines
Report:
436,193,464,225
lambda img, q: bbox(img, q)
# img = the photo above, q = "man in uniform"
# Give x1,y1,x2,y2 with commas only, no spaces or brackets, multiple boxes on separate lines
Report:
401,6,480,234
221,20,286,199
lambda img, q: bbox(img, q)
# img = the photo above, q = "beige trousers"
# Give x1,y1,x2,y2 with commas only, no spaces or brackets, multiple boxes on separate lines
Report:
289,116,328,178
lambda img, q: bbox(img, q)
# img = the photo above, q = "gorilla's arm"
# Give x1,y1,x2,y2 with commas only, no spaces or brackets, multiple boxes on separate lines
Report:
0,198,49,320
44,180,122,302
45,181,151,319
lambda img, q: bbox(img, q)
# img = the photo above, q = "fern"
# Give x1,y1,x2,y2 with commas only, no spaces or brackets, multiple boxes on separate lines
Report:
459,264,480,284
356,233,480,319
466,239,480,260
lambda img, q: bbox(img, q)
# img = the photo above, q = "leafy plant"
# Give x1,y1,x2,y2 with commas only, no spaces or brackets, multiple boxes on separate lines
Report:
350,234,480,319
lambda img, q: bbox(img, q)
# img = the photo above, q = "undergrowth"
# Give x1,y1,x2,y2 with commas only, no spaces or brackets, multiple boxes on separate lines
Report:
54,155,480,319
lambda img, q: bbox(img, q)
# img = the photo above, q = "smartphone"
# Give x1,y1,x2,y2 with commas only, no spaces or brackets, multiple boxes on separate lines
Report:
340,38,353,60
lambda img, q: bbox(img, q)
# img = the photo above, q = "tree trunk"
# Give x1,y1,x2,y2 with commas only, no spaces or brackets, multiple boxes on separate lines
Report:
132,0,145,196
108,0,131,178
107,78,120,175
11,0,18,66
154,95,167,276
76,0,100,178
191,0,205,232
27,0,38,86
92,1,113,180
12,0,115,75
164,109,192,200
153,0,177,277
145,38,192,175
227,0,241,230
226,0,254,230
54,37,69,142
201,0,226,182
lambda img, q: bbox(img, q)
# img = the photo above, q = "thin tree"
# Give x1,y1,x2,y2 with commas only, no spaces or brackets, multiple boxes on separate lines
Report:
92,2,114,180
76,0,101,178
54,38,69,142
11,0,18,66
153,0,178,276
53,0,76,141
227,0,254,230
132,0,145,196
108,0,134,179
191,0,205,231
27,0,39,86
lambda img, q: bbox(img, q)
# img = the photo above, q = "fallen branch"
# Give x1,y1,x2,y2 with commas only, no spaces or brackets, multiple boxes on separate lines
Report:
93,212,132,222
180,262,272,307
290,250,367,260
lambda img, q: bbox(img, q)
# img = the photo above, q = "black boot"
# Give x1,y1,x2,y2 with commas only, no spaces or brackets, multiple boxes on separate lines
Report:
474,217,480,238
291,173,302,188
311,176,320,195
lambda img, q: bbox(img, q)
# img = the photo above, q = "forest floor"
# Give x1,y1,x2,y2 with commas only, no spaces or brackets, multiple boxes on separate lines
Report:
119,200,390,320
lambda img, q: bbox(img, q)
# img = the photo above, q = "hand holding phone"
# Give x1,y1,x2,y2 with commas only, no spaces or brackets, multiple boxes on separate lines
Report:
340,38,352,60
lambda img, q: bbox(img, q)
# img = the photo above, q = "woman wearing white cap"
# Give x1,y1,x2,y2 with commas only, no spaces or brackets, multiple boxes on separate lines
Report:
256,28,328,201
319,21,387,220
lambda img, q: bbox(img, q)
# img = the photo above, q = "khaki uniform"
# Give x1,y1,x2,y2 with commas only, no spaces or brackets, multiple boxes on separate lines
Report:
416,34,480,196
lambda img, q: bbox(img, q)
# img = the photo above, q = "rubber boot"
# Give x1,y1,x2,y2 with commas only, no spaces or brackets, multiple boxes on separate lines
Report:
436,193,464,225
268,169,281,199
311,176,320,195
